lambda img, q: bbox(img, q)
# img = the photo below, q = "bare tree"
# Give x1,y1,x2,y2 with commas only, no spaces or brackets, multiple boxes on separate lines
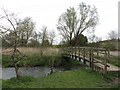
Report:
88,30,102,43
0,9,25,78
107,30,118,40
95,36,102,42
57,2,99,45
49,30,56,45
41,26,48,46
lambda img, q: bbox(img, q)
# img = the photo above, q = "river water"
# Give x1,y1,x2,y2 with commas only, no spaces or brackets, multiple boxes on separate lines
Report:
1,64,88,80
2,67,65,80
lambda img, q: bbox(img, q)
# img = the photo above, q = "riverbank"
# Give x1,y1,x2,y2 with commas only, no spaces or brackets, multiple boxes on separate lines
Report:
2,68,119,88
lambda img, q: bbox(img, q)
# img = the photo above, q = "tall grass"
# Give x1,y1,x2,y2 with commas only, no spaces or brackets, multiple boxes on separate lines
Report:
2,47,63,67
2,47,82,68
2,47,60,55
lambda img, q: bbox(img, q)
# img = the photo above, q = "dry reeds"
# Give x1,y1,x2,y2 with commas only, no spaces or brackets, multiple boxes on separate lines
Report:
2,47,60,55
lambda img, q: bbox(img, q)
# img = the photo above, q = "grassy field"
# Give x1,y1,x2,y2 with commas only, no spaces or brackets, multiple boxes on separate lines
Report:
2,68,119,88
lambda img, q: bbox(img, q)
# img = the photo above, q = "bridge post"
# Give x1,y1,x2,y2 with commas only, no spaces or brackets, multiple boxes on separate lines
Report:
97,50,99,57
70,47,72,58
91,49,94,70
78,47,81,61
83,48,86,64
71,47,73,59
75,46,77,60
107,49,110,58
104,51,108,74
89,49,92,67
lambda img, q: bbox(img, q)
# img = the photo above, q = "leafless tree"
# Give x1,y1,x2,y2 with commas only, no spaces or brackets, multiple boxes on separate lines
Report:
0,9,25,78
107,30,118,40
49,30,56,45
41,26,48,45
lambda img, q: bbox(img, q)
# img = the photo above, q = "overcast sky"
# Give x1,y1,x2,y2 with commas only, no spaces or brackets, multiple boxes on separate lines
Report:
0,0,119,44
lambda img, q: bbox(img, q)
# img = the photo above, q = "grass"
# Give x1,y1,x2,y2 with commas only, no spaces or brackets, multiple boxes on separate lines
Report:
2,47,119,88
2,54,62,67
2,47,119,67
108,56,120,67
2,52,82,68
2,68,119,88
2,47,60,55
2,47,62,67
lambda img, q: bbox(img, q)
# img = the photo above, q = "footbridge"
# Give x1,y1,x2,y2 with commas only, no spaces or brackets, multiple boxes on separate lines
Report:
61,47,120,73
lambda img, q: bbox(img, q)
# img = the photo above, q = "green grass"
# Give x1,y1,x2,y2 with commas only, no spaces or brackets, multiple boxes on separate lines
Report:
2,54,82,69
2,69,119,88
2,54,63,67
108,56,120,67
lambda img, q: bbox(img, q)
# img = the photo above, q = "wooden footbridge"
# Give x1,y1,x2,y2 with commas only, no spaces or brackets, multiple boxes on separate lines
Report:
61,47,120,73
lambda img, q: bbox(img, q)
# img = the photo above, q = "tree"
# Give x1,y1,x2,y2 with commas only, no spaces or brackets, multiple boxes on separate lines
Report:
0,9,26,78
107,30,118,40
57,7,77,45
42,40,50,47
57,2,99,46
41,26,48,46
1,17,35,47
49,30,56,45
2,32,15,47
71,34,88,46
17,17,35,46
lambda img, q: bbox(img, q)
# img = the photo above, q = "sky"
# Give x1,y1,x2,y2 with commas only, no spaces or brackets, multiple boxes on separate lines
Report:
0,0,119,44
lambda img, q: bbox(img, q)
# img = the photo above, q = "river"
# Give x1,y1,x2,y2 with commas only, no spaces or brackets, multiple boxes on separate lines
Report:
2,67,65,80
1,65,88,80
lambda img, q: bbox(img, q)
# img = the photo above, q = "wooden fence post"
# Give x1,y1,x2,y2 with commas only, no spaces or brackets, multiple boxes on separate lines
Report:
108,49,110,58
83,48,86,64
91,49,94,70
89,49,92,67
97,50,99,57
75,46,77,59
78,47,81,61
104,51,108,74
72,47,73,59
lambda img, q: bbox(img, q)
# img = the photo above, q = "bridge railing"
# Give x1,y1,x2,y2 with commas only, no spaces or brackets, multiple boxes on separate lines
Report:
61,47,110,73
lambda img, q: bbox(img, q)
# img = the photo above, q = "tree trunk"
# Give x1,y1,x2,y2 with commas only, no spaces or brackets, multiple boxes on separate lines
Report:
50,59,54,75
50,66,54,75
15,64,20,78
